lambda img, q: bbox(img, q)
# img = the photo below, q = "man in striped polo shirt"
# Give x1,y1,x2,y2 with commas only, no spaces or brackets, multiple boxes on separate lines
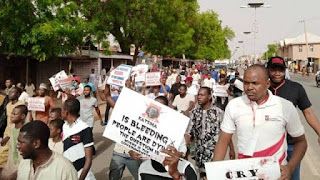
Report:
62,98,95,180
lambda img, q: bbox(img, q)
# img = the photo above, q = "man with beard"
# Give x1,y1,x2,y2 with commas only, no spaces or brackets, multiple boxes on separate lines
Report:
267,56,320,180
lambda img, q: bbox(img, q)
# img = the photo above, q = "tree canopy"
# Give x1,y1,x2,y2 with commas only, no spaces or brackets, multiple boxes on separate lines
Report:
0,0,234,61
262,44,279,61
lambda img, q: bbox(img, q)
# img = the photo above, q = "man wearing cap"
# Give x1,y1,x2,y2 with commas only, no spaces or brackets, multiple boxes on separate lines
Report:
31,83,56,124
185,77,198,97
267,56,320,180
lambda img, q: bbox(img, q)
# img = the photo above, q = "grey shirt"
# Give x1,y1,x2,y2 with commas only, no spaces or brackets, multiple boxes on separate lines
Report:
77,96,98,127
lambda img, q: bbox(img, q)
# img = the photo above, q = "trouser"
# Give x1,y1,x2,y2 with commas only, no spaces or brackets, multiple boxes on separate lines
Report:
287,144,300,180
105,103,111,123
109,151,142,180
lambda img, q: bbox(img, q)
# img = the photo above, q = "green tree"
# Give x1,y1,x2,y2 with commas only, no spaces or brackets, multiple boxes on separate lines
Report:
187,11,234,60
262,44,279,60
0,0,91,61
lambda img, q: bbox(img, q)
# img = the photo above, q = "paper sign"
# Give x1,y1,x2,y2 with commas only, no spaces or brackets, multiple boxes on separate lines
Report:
234,79,244,91
133,64,149,82
27,97,45,112
103,87,189,163
49,70,68,91
106,65,133,87
205,156,281,180
213,85,229,97
145,72,161,86
58,76,74,91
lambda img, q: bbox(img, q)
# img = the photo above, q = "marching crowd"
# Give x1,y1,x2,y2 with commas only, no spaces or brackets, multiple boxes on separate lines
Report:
0,56,319,180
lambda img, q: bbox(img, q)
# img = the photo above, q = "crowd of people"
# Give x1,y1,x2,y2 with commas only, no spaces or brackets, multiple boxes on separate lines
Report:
0,56,319,180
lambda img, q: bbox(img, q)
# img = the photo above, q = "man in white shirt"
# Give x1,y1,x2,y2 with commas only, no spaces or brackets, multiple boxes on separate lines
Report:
172,84,195,116
192,70,201,85
201,72,216,90
213,65,307,180
16,83,29,103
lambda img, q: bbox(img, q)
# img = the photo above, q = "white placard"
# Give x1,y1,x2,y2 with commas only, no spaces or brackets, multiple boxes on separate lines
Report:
205,156,281,180
27,97,45,112
133,64,149,82
58,76,74,91
103,87,189,163
234,79,244,91
145,72,161,86
106,65,133,87
213,85,229,97
49,70,68,91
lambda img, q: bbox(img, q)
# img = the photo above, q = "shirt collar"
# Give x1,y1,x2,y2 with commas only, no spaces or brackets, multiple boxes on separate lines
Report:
243,90,276,107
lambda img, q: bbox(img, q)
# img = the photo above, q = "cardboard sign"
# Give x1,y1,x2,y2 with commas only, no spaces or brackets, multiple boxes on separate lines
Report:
133,64,149,82
205,157,281,180
27,97,45,112
49,70,68,91
106,65,133,87
103,87,189,163
58,76,74,91
145,72,161,86
213,85,229,97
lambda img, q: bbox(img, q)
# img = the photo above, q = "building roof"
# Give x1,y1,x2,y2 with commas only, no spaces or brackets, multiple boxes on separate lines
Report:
280,32,320,47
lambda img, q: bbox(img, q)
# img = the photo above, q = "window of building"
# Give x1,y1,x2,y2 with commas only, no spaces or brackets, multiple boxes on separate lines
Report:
299,45,303,52
310,45,314,52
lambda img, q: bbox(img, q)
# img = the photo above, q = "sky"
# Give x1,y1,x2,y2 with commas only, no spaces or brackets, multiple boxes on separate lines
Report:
198,0,320,59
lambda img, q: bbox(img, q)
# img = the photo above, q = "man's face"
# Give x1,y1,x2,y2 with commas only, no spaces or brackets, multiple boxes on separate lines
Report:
5,80,12,88
197,88,210,106
268,67,285,84
61,108,68,120
49,124,60,139
49,112,60,121
83,78,89,83
91,69,95,74
39,88,46,96
8,89,18,101
17,132,34,159
243,69,270,102
176,76,181,83
179,86,187,96
153,86,160,94
16,83,23,90
83,87,91,96
10,108,24,124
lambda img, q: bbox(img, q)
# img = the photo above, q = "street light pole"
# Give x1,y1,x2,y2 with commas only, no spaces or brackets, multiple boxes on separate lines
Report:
300,20,309,63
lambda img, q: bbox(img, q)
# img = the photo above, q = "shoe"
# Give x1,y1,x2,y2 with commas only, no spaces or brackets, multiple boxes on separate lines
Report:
101,122,108,126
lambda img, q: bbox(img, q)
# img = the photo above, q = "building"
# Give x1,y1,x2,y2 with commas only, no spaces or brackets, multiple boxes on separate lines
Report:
278,32,320,72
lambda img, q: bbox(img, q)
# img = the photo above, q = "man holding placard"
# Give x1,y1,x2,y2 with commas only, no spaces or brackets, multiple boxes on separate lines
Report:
213,65,307,180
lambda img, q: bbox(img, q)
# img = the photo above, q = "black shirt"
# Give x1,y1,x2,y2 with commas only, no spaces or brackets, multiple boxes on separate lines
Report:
269,80,311,145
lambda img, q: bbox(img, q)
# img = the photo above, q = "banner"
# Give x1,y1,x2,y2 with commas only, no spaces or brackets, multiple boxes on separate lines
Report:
133,64,149,82
27,97,45,112
58,76,74,91
145,72,161,86
103,88,189,163
213,85,229,97
205,157,281,180
106,65,133,87
49,70,68,91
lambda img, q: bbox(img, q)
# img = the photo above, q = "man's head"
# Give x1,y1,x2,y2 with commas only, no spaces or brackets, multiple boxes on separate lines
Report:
176,75,181,84
83,85,92,97
49,108,62,121
152,86,160,94
74,76,81,85
155,96,169,106
18,121,50,159
62,98,80,121
11,105,28,124
38,83,47,97
91,69,95,74
83,76,89,83
49,118,64,139
5,79,13,88
197,87,212,106
267,57,286,84
219,74,226,83
8,87,22,101
243,65,270,102
16,82,25,91
178,84,187,96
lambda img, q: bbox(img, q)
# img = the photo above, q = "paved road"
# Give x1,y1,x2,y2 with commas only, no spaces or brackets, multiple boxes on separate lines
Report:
90,71,320,180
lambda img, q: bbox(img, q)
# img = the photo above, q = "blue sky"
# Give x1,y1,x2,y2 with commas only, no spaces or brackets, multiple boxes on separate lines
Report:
198,0,320,59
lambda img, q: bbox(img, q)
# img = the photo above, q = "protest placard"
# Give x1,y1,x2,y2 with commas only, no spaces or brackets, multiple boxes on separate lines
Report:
58,76,74,91
49,70,68,91
205,156,281,180
132,64,149,82
27,97,45,112
103,87,189,163
213,85,229,97
234,79,244,91
145,72,161,86
106,65,133,87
